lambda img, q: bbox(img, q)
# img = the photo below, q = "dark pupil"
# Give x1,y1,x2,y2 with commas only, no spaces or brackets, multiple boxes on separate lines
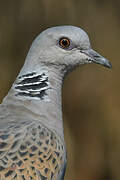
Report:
62,39,68,46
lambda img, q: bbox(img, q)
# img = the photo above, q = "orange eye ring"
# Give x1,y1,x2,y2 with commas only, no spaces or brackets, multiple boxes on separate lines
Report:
59,38,70,48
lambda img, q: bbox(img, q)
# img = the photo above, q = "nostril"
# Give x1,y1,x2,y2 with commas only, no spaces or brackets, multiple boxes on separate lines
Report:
94,55,100,58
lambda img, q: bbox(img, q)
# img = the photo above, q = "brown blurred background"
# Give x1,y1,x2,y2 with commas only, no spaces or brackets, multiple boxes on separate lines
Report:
0,0,120,179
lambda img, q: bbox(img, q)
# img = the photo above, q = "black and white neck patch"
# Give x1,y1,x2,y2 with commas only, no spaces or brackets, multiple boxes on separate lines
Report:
14,71,51,101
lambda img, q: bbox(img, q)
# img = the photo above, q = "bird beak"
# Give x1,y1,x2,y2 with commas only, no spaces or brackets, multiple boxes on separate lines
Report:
83,49,112,68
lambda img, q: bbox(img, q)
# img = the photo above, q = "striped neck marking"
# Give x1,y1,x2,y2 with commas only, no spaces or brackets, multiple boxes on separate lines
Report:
14,72,51,100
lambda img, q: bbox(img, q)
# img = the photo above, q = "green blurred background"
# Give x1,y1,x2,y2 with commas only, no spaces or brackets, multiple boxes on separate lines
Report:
0,0,120,179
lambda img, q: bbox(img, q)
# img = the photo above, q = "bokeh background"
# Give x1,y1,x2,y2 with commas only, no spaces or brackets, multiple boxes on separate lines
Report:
0,0,120,179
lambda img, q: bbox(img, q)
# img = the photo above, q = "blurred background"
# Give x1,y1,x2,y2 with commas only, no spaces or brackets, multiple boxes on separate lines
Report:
0,0,120,179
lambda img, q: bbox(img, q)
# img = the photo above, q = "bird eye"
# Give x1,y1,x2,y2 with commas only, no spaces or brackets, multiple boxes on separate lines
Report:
59,37,70,49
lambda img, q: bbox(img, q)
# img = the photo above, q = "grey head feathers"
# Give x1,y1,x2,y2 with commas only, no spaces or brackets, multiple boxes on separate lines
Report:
20,25,111,75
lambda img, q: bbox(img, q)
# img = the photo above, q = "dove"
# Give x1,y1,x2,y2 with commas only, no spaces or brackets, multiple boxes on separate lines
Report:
0,26,111,180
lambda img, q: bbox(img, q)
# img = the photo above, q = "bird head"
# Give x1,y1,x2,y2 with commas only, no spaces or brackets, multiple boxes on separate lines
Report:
23,26,112,74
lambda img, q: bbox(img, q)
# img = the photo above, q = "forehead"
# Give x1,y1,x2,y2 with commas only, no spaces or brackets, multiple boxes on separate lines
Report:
41,26,90,47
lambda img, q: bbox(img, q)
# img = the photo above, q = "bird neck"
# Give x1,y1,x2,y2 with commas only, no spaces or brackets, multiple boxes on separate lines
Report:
3,65,65,138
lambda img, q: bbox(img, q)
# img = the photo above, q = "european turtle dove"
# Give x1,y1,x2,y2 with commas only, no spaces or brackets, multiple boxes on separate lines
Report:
0,26,111,180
